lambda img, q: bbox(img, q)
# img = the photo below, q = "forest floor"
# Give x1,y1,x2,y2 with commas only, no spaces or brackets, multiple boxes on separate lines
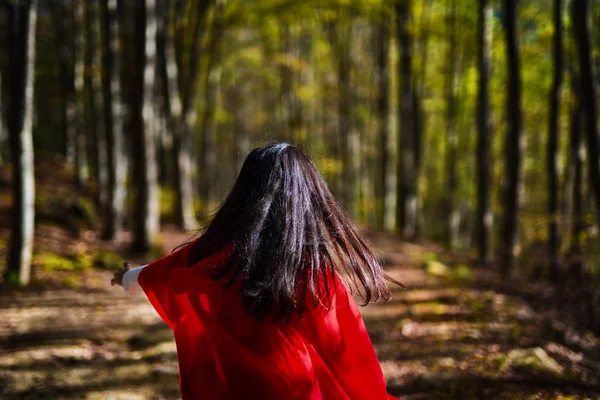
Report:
1,155,600,399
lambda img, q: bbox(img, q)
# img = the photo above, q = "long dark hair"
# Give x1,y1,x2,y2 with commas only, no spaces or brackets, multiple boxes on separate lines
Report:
189,143,402,322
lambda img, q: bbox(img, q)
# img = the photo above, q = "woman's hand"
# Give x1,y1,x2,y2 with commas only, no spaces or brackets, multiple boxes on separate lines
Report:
111,262,131,287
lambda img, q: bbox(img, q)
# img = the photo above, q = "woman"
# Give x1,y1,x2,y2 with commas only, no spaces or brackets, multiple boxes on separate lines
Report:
112,143,401,399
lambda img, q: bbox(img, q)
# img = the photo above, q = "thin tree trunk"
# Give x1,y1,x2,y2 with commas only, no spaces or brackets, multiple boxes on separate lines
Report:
476,0,493,265
131,0,160,252
280,24,302,142
335,22,359,220
500,0,524,280
445,0,459,248
155,0,169,186
173,0,186,94
92,3,107,215
84,1,105,205
74,1,88,187
200,0,226,212
414,0,431,238
0,74,7,164
50,0,75,164
167,0,210,227
547,0,563,281
5,0,37,286
232,86,250,172
158,0,202,230
573,0,600,235
182,1,211,204
397,0,418,240
279,24,293,141
377,13,396,231
568,71,584,280
299,26,314,146
100,0,126,240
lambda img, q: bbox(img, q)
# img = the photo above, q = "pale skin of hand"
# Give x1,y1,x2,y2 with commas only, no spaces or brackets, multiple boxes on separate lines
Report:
111,262,131,287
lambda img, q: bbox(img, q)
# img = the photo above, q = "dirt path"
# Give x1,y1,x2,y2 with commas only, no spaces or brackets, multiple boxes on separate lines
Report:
1,230,600,399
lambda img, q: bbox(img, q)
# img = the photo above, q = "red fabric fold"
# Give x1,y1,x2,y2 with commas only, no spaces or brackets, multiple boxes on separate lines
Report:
138,243,396,400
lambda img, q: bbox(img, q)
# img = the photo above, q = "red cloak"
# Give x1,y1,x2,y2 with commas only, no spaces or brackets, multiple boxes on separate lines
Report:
138,243,396,399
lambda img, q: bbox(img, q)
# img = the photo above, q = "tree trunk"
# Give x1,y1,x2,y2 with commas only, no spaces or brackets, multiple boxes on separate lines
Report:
377,13,396,231
0,74,7,164
235,121,250,173
547,0,563,281
446,0,459,248
279,24,293,141
279,24,302,142
157,0,202,230
476,0,493,265
334,22,359,220
173,0,187,94
180,0,211,216
5,0,37,286
164,0,210,227
155,0,169,186
92,3,108,217
50,0,75,164
84,1,107,208
573,0,600,236
300,26,314,146
500,0,523,279
200,0,226,212
568,70,584,280
414,0,431,238
74,1,88,187
131,0,160,252
100,0,126,240
396,0,418,240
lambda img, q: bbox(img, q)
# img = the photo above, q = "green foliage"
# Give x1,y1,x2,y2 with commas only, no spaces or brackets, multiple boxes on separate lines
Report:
35,250,123,274
411,302,451,315
3,271,23,288
426,260,450,277
313,157,343,180
62,274,82,288
35,253,92,272
150,241,166,260
91,250,123,271
160,187,175,219
461,294,489,314
73,198,98,228
36,192,99,233
422,251,438,264
449,263,474,284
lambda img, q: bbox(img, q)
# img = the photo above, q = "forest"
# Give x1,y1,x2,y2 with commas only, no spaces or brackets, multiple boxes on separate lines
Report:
1,0,600,398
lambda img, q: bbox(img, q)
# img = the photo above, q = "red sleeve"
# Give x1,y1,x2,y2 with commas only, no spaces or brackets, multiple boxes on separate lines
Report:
138,245,232,329
137,247,186,329
302,277,396,400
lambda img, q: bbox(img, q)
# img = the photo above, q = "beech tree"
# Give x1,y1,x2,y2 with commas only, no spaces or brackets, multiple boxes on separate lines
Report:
476,0,493,265
500,0,523,279
547,0,563,280
5,0,38,285
100,0,126,240
396,0,418,240
131,0,160,252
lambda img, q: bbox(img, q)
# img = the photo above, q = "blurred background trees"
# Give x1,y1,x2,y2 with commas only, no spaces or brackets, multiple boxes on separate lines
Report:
0,0,599,290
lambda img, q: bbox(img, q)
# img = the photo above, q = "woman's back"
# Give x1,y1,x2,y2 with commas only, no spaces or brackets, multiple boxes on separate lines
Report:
137,242,394,400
